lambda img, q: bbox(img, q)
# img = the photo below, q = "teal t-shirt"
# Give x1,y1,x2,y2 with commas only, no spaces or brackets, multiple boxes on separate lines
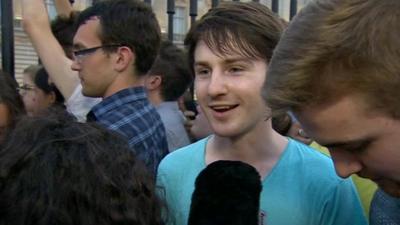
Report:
157,137,367,225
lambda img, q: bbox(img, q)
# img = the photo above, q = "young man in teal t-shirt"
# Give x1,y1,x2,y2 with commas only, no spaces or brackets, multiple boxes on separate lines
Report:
157,2,367,225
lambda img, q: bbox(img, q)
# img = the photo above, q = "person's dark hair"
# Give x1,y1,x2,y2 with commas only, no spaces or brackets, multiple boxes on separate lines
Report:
148,41,193,101
23,65,41,79
184,1,285,75
76,0,161,76
0,71,25,130
188,160,262,225
51,11,80,59
0,110,165,225
271,113,292,136
34,68,65,105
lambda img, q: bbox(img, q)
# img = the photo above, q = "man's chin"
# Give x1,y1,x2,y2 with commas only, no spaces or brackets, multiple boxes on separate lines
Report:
377,181,400,198
81,89,98,98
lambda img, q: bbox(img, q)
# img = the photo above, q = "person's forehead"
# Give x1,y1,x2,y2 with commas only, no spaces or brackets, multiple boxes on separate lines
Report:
22,75,34,83
295,95,387,145
194,40,260,63
73,18,101,46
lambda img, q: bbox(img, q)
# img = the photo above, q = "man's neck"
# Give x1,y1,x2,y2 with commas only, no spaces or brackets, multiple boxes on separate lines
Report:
205,120,288,178
103,72,145,98
147,91,163,106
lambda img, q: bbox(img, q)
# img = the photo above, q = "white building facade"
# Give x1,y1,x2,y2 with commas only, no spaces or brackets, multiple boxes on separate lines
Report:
1,0,311,81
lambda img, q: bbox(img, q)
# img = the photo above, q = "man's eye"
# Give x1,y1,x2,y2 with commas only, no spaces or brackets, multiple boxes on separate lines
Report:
344,146,367,153
195,68,210,76
229,67,244,74
74,49,86,56
329,142,370,153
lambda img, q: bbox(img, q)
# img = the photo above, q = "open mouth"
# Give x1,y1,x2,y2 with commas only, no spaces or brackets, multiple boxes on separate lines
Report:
211,105,239,113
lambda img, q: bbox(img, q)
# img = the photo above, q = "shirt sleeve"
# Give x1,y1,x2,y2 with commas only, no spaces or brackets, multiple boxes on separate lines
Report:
156,160,180,225
320,178,368,225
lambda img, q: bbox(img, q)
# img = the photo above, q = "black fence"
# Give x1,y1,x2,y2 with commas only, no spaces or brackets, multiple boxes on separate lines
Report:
0,0,298,79
1,0,15,78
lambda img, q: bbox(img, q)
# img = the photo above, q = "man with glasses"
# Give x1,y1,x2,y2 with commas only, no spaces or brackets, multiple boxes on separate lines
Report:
71,0,168,175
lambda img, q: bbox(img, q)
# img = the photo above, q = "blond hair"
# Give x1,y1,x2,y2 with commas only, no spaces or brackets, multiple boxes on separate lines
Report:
264,0,400,118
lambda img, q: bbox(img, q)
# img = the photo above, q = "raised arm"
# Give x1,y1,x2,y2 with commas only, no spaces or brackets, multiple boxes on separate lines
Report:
54,0,74,18
22,0,79,99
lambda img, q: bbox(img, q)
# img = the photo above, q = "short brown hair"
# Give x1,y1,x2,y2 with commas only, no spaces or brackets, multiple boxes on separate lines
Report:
148,41,193,102
263,0,400,118
51,11,80,59
76,0,161,76
184,2,285,74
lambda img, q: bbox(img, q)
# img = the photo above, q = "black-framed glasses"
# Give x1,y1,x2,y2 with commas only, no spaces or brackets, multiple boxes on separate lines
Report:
18,84,36,93
72,44,122,62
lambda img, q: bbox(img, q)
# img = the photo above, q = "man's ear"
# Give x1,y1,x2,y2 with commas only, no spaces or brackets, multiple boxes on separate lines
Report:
46,91,57,105
145,75,162,90
114,46,135,72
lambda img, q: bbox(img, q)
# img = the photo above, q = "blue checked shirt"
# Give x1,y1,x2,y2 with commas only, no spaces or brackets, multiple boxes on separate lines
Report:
87,87,169,175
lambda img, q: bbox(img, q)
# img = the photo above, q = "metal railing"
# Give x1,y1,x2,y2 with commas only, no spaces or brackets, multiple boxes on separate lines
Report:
0,0,298,79
1,0,15,77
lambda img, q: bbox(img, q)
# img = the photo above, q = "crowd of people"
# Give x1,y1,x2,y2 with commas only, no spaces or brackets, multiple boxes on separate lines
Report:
0,0,398,224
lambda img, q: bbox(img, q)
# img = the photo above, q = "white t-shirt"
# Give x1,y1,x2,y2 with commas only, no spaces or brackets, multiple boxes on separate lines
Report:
66,84,101,122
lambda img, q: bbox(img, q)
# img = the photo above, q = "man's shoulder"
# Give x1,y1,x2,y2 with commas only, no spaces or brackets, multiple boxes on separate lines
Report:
287,139,333,164
157,138,207,196
156,101,185,124
95,87,158,124
97,103,158,128
370,189,400,224
66,84,101,122
93,88,166,148
283,139,342,182
158,138,207,173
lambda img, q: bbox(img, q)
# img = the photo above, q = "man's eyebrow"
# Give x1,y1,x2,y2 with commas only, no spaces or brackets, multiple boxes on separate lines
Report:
194,61,209,67
224,57,253,64
194,57,252,67
321,138,373,150
72,43,85,49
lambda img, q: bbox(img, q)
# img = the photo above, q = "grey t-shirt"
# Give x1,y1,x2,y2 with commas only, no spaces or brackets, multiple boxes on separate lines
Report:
156,101,191,151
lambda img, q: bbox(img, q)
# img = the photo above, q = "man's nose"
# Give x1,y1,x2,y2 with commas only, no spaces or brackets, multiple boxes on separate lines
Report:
329,149,362,178
207,71,227,97
71,59,81,71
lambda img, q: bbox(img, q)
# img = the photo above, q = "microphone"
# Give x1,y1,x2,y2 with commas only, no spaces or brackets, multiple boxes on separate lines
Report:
188,160,262,225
